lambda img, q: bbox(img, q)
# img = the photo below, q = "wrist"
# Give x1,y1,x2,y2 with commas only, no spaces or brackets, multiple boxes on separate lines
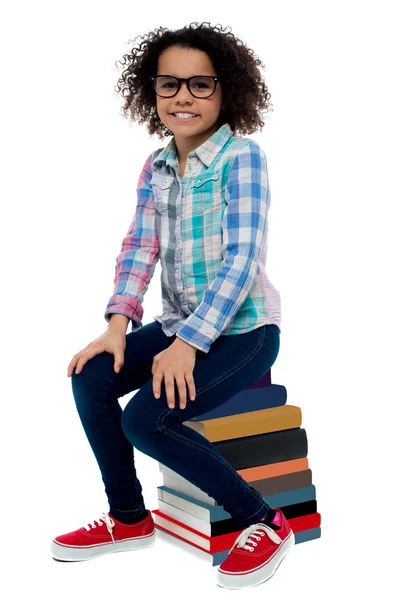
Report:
175,337,197,352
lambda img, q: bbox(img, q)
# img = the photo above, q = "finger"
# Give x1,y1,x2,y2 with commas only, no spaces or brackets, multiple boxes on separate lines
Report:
153,372,163,399
75,360,87,375
114,354,124,373
176,377,187,410
164,374,176,409
186,374,196,401
151,354,159,377
67,356,79,377
74,348,96,374
114,356,123,373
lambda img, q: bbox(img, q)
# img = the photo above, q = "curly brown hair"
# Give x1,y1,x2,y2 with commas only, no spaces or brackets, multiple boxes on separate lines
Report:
113,21,273,140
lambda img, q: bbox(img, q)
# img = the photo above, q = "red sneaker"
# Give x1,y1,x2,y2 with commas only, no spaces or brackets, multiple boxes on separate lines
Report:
51,510,155,561
217,509,294,589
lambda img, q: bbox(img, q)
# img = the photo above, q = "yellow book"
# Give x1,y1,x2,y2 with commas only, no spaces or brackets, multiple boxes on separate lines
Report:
184,404,302,443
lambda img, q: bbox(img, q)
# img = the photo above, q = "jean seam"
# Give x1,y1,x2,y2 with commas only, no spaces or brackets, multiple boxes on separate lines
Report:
156,411,245,482
112,504,145,513
239,504,269,522
163,425,259,504
160,425,263,506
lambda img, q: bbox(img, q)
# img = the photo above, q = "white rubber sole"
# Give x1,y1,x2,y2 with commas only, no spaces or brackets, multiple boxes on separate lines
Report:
51,530,156,561
216,531,295,589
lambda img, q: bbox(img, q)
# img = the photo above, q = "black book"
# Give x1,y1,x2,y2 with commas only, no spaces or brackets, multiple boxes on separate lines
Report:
213,427,308,471
207,499,317,537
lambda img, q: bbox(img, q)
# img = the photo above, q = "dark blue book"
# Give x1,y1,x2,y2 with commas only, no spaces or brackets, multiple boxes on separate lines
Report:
185,384,287,423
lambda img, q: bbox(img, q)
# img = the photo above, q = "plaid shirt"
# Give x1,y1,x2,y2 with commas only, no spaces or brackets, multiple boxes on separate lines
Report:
104,123,281,354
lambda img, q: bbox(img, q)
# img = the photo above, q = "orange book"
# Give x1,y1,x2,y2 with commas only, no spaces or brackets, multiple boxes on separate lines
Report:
238,457,309,481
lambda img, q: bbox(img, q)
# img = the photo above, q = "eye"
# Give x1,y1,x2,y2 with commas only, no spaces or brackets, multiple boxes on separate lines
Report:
192,82,210,89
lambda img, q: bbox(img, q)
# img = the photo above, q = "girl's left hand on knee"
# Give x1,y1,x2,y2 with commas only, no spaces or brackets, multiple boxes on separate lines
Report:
152,338,197,410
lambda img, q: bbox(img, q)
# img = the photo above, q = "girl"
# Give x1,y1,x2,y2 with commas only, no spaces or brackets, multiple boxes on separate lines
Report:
51,22,294,590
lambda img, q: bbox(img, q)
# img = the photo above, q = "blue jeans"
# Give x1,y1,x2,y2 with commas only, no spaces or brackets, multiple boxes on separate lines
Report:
71,320,280,529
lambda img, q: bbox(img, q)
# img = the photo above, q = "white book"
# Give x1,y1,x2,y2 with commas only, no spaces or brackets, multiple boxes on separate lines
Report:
158,462,186,481
158,499,211,536
153,512,210,550
157,486,213,520
162,474,217,506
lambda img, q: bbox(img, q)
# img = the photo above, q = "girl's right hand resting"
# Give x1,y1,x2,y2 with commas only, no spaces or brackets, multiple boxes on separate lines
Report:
67,329,127,377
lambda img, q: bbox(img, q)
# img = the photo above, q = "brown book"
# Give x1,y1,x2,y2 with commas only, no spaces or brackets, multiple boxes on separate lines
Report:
184,404,302,442
251,469,312,496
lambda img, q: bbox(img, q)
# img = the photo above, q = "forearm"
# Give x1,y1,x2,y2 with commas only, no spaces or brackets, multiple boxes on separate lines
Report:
107,313,129,333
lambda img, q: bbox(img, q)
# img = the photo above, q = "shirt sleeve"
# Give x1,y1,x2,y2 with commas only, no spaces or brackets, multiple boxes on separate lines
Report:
176,140,269,353
104,152,160,333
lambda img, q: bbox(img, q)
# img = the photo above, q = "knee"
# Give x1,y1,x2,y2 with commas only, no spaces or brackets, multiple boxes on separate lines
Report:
71,368,89,408
121,398,163,450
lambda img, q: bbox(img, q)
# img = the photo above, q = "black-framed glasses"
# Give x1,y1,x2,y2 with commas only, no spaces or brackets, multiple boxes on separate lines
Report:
150,75,219,98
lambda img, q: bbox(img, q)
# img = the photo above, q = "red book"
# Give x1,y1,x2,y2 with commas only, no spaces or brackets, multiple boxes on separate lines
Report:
152,509,321,554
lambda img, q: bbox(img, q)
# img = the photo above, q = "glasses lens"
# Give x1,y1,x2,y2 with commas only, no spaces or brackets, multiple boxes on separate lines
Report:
154,76,215,97
189,77,215,98
154,76,179,97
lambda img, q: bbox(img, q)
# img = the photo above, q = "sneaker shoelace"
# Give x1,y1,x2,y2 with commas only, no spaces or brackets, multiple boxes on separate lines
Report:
230,522,282,554
83,512,116,545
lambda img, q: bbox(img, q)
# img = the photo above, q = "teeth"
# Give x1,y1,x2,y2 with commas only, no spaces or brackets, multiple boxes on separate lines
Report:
174,113,198,119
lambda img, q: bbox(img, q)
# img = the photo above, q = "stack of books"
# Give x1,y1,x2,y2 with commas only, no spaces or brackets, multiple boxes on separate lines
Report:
151,370,321,566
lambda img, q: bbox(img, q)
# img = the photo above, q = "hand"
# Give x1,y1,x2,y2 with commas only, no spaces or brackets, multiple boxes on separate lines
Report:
152,338,197,409
67,328,126,377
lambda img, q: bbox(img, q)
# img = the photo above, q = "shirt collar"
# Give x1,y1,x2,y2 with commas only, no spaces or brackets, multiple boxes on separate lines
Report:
151,122,234,170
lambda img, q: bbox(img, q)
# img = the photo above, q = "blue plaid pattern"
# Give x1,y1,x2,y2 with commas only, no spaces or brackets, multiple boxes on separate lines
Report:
105,123,281,353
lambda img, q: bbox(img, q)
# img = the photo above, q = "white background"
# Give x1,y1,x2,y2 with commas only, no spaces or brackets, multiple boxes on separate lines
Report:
1,1,398,597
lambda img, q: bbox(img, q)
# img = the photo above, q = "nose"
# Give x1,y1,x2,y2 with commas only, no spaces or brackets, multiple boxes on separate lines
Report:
175,80,192,100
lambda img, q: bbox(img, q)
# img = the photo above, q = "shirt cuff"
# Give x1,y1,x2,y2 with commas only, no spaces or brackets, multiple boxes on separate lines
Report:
176,313,220,354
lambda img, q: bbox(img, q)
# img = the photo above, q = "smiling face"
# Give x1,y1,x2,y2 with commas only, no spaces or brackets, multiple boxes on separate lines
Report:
155,45,225,157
